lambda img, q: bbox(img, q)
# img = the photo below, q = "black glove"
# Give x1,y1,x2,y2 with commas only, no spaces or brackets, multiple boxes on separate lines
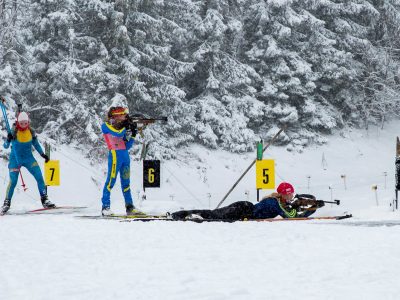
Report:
41,153,50,163
130,125,138,138
6,132,13,142
121,118,130,130
316,200,325,208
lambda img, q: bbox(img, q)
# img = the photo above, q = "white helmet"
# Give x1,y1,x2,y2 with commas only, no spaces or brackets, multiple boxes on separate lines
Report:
17,112,29,122
17,112,30,129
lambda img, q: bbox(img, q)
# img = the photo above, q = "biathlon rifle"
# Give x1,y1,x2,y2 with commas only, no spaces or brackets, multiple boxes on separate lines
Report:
290,194,340,210
0,96,12,134
126,115,168,126
123,114,168,135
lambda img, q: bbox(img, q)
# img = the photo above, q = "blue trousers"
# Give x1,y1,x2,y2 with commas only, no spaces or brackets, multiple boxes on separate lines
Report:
101,150,133,209
6,155,47,201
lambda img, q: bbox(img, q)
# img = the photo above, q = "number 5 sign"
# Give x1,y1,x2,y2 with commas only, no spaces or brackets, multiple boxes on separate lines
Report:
44,160,60,186
256,159,275,190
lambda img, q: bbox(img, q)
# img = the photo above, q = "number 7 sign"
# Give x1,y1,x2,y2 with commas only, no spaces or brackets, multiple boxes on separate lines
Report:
45,160,60,186
256,160,275,189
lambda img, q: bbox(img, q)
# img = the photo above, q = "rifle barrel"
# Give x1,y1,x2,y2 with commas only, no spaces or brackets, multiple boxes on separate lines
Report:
322,200,340,205
131,117,168,122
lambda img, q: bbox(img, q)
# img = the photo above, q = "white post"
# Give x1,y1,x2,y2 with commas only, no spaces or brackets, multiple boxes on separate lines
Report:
341,175,347,190
322,153,328,170
372,185,378,206
245,190,250,201
307,176,311,190
383,172,387,189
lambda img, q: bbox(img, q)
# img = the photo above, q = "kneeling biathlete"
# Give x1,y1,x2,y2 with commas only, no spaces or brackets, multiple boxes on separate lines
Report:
171,182,325,221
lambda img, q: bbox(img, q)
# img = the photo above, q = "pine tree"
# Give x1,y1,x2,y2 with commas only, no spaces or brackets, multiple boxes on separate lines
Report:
0,0,27,103
2,0,400,156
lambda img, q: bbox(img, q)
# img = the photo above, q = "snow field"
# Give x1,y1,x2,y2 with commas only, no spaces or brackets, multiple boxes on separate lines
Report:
1,216,399,300
1,122,400,299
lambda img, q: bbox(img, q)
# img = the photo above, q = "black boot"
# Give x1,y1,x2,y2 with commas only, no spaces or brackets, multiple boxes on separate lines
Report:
1,199,11,215
126,204,146,216
41,195,56,208
126,204,134,215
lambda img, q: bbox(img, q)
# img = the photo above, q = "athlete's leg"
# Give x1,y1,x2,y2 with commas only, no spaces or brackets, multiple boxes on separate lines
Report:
120,158,133,207
101,150,119,209
24,159,47,197
5,156,20,201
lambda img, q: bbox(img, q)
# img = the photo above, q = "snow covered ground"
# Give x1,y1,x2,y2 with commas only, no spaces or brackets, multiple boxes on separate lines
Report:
1,122,400,299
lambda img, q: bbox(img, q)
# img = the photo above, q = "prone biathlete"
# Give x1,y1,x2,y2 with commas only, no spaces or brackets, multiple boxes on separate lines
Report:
171,182,325,221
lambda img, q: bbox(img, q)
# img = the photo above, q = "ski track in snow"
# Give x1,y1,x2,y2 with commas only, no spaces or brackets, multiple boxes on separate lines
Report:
1,122,400,299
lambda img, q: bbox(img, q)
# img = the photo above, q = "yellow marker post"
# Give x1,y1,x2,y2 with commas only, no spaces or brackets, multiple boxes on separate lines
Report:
45,160,60,186
256,159,275,190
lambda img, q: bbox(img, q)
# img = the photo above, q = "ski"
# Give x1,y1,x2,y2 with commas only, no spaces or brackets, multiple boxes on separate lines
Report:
251,214,353,222
77,213,166,220
77,214,352,222
26,206,87,214
2,206,88,216
170,214,352,223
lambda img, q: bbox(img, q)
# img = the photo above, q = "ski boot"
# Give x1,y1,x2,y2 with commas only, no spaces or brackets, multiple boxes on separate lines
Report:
41,195,56,209
0,199,11,215
185,213,204,221
126,204,146,217
101,207,113,216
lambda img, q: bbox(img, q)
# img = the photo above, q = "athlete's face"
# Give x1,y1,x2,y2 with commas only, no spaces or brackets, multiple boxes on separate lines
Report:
281,193,294,203
18,120,29,129
112,114,127,125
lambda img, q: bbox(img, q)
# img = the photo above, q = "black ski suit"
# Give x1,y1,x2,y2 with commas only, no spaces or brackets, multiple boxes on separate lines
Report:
171,201,254,221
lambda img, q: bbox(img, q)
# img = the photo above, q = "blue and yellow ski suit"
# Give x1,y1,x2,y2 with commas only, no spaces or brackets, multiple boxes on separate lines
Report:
3,126,47,201
101,122,135,209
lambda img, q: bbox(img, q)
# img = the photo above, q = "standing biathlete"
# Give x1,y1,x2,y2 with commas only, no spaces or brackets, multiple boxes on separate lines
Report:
101,106,139,216
1,112,54,215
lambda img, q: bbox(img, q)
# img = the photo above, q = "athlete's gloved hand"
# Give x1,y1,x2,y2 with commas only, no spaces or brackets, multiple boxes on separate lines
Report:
6,133,13,142
130,127,138,138
316,200,325,208
41,153,50,163
125,129,132,140
121,118,130,130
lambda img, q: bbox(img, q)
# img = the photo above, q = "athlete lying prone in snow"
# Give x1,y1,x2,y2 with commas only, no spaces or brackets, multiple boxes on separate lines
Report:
171,182,326,221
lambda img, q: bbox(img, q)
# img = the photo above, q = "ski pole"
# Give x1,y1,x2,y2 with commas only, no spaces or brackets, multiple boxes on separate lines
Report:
216,126,286,209
19,171,27,191
1,96,28,191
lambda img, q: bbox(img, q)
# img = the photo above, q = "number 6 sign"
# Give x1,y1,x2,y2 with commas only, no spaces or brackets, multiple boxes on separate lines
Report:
143,160,160,188
44,160,60,186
